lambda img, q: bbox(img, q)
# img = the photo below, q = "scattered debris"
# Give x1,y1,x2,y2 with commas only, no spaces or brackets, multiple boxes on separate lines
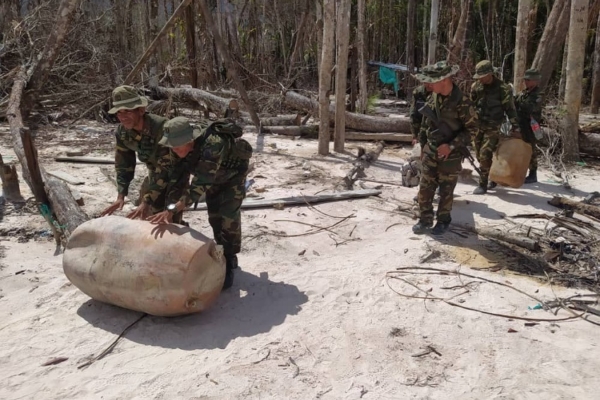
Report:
41,357,68,366
298,249,306,256
389,327,406,337
411,345,442,358
507,328,518,333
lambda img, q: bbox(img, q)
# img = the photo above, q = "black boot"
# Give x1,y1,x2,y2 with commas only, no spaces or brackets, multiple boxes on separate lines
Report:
223,256,236,290
473,185,487,195
524,169,537,184
431,221,450,235
488,181,497,190
412,221,433,234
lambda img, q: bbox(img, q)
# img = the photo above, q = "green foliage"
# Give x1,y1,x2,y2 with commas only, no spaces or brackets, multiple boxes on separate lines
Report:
366,93,379,114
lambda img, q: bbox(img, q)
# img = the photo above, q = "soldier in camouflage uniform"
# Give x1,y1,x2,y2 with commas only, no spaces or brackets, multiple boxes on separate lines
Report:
412,61,479,235
148,117,252,290
100,85,187,222
515,68,543,184
470,60,521,194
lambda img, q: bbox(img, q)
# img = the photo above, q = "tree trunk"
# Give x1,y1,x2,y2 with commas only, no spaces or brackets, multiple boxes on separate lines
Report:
334,0,351,153
428,0,440,64
532,0,571,91
124,0,193,85
592,10,600,113
406,0,416,100
284,91,411,133
513,0,532,92
318,0,335,155
287,0,311,80
357,0,368,114
447,0,470,64
562,0,589,161
148,0,160,87
22,0,82,114
559,32,569,98
185,1,199,88
422,0,429,66
549,196,600,219
197,0,260,128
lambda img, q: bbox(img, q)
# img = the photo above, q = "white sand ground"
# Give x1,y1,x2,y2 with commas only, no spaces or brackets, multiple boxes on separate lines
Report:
1,120,600,400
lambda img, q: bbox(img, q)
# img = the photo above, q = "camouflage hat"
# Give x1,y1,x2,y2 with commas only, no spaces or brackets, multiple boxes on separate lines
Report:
414,61,459,83
158,116,203,147
411,64,432,80
524,68,541,81
108,85,149,114
473,60,494,79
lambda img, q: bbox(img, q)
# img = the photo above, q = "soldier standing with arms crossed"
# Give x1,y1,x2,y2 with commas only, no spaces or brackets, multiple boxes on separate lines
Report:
412,61,479,235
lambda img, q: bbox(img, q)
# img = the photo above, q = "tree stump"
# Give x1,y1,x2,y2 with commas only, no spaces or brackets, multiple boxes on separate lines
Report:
0,154,23,202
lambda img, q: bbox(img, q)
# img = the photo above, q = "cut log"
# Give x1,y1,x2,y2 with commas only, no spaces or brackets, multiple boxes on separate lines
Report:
345,132,413,142
56,156,117,164
188,189,382,211
154,86,250,118
549,196,600,220
47,170,85,185
245,125,318,137
476,226,540,252
283,91,411,133
579,132,600,157
0,154,23,201
343,142,386,190
241,114,302,126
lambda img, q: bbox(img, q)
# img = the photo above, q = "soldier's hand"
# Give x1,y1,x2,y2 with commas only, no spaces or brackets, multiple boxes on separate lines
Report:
100,195,125,217
127,202,150,220
437,144,451,160
147,210,173,225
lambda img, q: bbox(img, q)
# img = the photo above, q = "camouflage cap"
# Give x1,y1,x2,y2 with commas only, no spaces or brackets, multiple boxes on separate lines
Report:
108,85,149,114
473,60,494,79
414,61,459,83
524,68,541,81
158,116,203,148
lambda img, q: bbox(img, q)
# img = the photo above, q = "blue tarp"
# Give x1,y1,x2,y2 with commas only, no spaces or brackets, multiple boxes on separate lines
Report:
378,67,399,94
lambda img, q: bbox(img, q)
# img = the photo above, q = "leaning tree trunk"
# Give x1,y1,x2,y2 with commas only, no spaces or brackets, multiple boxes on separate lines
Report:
428,0,440,64
334,0,351,153
197,0,260,129
532,0,571,91
405,0,416,100
318,0,335,155
559,32,569,98
592,10,600,114
562,0,589,162
513,0,532,92
447,0,470,64
357,0,368,114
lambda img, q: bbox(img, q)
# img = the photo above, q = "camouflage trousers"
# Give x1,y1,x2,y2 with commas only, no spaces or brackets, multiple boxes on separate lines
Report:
418,148,461,224
522,131,538,171
205,175,246,256
473,125,501,186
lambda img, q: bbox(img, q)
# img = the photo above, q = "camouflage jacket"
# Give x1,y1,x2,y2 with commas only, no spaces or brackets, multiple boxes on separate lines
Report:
409,85,431,138
515,86,543,138
418,84,478,152
470,76,519,129
114,113,170,203
168,128,252,206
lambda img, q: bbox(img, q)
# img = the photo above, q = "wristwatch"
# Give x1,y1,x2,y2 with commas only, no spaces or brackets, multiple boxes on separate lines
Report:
166,203,178,214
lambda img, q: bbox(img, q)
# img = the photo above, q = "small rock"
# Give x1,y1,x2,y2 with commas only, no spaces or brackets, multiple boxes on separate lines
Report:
298,249,306,256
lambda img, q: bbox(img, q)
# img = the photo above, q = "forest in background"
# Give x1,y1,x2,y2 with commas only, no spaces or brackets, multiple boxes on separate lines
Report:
1,0,600,109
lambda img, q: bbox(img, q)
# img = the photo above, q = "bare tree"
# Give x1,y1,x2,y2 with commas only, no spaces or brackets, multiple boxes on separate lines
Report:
428,0,440,64
148,0,159,87
334,0,351,153
592,10,600,113
447,0,470,64
357,0,367,114
563,0,589,161
532,0,571,91
513,0,531,92
405,0,416,100
318,0,335,155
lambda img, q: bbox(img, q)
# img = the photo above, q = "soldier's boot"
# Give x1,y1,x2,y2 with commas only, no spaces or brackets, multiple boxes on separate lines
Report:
222,255,236,290
488,181,497,190
524,169,537,184
473,186,487,195
412,220,433,234
431,221,450,235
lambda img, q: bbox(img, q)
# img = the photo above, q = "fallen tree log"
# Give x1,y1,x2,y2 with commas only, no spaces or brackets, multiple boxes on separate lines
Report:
345,132,413,142
241,114,302,126
245,125,318,137
154,86,250,118
343,142,386,190
8,67,88,238
549,196,600,220
453,221,541,252
578,132,600,157
188,189,382,210
283,91,411,133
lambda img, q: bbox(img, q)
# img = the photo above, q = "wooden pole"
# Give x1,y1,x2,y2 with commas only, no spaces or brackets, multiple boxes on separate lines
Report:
334,0,351,153
513,0,532,92
318,0,335,155
185,0,199,88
